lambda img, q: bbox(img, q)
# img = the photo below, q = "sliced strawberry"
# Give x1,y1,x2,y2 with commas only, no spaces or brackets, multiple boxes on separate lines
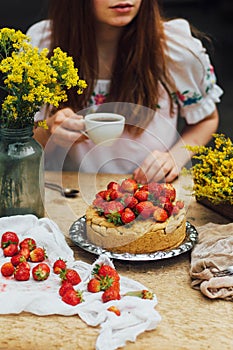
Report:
1,262,15,277
107,306,121,316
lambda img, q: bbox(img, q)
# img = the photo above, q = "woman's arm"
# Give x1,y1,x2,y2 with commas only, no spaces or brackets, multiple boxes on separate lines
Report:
133,108,219,183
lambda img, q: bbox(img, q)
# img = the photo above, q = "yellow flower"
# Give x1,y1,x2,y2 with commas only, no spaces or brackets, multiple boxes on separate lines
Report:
0,27,87,129
186,134,233,205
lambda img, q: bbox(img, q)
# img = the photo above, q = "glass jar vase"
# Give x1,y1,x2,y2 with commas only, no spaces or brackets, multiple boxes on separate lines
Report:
0,127,44,217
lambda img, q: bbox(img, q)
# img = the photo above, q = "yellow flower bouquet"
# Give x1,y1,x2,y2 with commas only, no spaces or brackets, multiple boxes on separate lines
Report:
0,28,87,218
187,134,233,219
0,28,87,128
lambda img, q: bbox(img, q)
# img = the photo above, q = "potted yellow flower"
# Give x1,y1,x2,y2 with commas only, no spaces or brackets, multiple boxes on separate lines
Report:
0,28,87,217
187,134,233,220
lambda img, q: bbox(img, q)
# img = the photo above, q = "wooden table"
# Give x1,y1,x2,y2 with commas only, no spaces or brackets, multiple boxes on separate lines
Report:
1,172,232,350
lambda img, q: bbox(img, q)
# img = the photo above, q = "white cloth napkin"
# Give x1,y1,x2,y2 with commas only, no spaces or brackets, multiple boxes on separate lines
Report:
0,215,161,350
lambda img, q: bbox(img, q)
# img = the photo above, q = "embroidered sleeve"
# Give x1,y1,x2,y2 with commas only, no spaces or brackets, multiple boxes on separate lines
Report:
164,19,223,124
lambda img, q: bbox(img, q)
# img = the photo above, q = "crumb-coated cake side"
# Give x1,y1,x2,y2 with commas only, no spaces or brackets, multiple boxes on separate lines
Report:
85,178,186,254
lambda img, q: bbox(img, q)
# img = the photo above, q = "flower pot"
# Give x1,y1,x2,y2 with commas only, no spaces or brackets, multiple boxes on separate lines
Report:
0,127,44,217
196,197,233,220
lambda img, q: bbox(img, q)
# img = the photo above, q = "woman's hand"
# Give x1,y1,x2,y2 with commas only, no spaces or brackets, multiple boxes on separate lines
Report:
46,108,87,148
133,150,180,184
133,108,219,184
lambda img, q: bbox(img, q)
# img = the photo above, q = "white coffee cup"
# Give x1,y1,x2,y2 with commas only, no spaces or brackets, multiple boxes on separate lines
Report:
84,113,125,145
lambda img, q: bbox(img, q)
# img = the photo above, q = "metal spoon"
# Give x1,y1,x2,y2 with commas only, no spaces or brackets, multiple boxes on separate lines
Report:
45,182,79,198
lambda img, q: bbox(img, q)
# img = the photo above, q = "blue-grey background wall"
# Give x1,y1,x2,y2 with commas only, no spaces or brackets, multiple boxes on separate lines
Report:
0,0,232,139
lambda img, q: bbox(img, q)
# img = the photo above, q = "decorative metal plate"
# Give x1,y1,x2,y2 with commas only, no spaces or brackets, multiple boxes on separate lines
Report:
69,216,198,261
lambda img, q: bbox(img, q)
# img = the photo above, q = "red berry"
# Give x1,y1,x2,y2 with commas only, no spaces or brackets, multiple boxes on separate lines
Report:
121,178,138,193
1,231,19,249
19,237,36,251
1,262,15,277
59,281,75,297
62,289,83,306
32,263,50,281
3,243,19,257
53,258,67,274
60,269,81,286
30,247,47,262
102,287,121,303
11,253,27,266
153,206,168,222
121,208,136,224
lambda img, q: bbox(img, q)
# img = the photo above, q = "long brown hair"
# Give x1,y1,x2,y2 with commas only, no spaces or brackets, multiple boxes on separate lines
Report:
48,0,172,134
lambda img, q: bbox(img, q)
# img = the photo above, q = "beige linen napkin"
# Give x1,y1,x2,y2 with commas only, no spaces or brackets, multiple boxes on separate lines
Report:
190,222,233,301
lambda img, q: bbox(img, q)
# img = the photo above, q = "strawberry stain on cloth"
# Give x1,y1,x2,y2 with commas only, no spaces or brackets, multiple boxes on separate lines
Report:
0,215,161,350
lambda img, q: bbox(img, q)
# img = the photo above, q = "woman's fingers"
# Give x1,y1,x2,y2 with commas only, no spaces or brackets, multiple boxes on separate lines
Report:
47,108,87,147
133,150,179,183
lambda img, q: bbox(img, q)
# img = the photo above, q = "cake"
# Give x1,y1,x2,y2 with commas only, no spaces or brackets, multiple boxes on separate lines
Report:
86,178,186,254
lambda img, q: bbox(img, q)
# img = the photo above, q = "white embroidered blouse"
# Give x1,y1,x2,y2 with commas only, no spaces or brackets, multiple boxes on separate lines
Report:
27,18,223,173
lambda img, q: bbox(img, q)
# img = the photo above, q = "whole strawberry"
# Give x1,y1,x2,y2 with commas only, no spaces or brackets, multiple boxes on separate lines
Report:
53,258,67,274
1,262,15,277
14,262,30,281
30,247,47,262
93,264,120,282
60,268,81,286
62,289,84,306
59,281,75,297
32,263,50,281
121,178,138,193
121,208,135,224
3,243,19,257
102,286,121,303
1,231,19,248
19,237,37,251
11,253,27,267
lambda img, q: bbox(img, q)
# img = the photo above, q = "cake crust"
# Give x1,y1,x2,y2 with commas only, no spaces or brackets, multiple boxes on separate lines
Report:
86,206,186,254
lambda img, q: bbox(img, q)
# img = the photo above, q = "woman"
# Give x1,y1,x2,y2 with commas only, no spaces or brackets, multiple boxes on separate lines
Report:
27,0,222,183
